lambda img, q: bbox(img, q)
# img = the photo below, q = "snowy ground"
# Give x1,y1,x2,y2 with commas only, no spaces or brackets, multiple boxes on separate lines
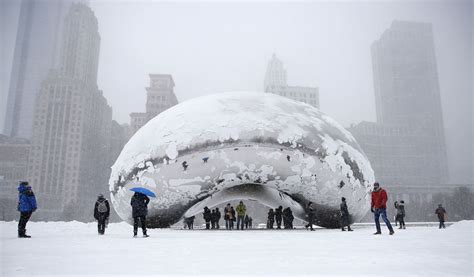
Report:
1,221,472,276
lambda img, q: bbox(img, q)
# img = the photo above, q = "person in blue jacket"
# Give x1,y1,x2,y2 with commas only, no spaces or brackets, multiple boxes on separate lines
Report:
17,181,37,238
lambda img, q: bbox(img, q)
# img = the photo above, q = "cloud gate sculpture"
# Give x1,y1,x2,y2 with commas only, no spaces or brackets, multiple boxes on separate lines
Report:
109,92,374,228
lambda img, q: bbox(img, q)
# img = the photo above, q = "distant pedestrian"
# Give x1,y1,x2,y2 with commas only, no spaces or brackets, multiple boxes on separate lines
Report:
394,200,406,229
371,182,394,235
17,181,37,238
244,215,250,229
267,209,275,229
340,197,353,231
94,194,110,235
203,207,212,229
184,216,195,229
210,209,217,229
224,203,232,230
230,206,236,229
305,202,315,231
435,204,447,229
248,217,253,229
215,208,221,229
275,206,283,229
236,201,247,230
182,161,188,171
130,192,150,237
286,155,291,162
202,157,209,163
283,207,294,229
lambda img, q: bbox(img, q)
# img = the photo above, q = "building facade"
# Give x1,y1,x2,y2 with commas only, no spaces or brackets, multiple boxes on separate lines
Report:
27,3,112,220
0,135,30,220
129,74,179,134
264,54,319,108
348,21,450,220
4,0,76,139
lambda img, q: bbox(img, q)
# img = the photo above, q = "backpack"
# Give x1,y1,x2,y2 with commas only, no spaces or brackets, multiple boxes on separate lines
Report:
97,200,108,213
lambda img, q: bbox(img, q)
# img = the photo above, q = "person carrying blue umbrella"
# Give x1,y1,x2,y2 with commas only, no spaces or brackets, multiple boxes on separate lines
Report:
130,189,152,238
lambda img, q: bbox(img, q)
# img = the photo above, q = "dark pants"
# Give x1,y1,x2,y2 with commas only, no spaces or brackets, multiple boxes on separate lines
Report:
267,219,274,229
205,221,210,229
18,211,32,236
98,215,107,234
133,216,147,235
225,219,231,230
305,215,314,230
374,208,394,233
215,219,220,229
398,215,405,228
276,217,282,229
237,215,244,230
439,219,445,229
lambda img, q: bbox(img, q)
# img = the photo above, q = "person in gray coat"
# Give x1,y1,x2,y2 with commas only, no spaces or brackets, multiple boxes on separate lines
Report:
340,197,353,231
394,200,406,229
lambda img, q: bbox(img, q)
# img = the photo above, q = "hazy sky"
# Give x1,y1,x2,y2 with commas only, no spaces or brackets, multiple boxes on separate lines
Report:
1,0,472,183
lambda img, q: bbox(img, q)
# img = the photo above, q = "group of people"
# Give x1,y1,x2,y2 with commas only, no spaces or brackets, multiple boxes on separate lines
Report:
15,181,451,238
267,206,294,229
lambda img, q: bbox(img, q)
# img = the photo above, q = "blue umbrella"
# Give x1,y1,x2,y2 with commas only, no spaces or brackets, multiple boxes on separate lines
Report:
130,187,156,197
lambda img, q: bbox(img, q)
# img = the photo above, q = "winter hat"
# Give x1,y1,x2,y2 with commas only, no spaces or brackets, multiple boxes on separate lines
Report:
341,197,346,201
98,194,104,198
400,200,404,204
19,181,29,186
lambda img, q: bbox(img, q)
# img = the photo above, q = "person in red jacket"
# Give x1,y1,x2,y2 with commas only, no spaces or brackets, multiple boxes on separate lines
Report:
371,182,394,235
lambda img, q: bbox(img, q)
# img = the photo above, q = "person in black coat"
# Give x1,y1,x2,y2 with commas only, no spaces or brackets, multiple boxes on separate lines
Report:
340,197,353,231
267,209,275,229
130,192,150,237
215,207,221,229
210,209,217,229
203,207,212,229
94,194,110,235
305,202,315,231
435,204,447,229
275,206,283,229
230,206,236,230
283,207,294,229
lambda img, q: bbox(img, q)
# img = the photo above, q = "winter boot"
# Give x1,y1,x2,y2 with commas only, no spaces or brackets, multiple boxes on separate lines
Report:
341,227,346,231
143,230,149,238
373,231,381,235
348,227,353,231
389,230,395,235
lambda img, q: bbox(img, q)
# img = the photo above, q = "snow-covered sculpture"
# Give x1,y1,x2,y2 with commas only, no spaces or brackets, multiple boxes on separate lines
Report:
109,92,374,228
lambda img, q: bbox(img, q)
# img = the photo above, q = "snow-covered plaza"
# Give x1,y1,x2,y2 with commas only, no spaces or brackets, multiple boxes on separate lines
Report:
1,220,472,276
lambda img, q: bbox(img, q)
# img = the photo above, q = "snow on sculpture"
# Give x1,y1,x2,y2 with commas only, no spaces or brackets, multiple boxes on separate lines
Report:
109,92,375,228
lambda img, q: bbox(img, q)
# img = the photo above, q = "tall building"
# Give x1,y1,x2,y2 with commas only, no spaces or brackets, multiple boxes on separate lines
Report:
350,20,448,189
4,0,75,139
129,74,179,134
0,135,30,220
27,3,112,219
264,54,319,108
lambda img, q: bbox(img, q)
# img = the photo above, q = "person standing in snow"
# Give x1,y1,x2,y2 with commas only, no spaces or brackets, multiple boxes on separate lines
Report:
230,206,236,230
435,204,447,229
244,214,250,229
210,209,217,229
236,201,247,230
224,203,232,230
215,207,221,229
394,200,406,229
203,207,212,229
94,194,110,235
267,209,275,229
305,202,315,231
130,192,150,237
275,206,283,229
17,181,37,238
371,182,394,235
340,197,353,231
248,216,253,229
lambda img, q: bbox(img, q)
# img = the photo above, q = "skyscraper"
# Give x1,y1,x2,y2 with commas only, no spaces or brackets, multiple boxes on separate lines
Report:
4,0,75,139
264,54,319,108
27,3,112,219
130,74,179,134
350,20,448,187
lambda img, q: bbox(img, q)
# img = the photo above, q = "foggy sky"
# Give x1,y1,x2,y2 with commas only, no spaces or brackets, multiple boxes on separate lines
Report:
1,0,472,183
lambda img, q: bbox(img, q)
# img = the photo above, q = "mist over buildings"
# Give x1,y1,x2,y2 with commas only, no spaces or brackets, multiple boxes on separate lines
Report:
0,1,472,223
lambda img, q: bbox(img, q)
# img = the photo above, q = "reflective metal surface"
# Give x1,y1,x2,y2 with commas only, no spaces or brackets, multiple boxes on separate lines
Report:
109,92,375,228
